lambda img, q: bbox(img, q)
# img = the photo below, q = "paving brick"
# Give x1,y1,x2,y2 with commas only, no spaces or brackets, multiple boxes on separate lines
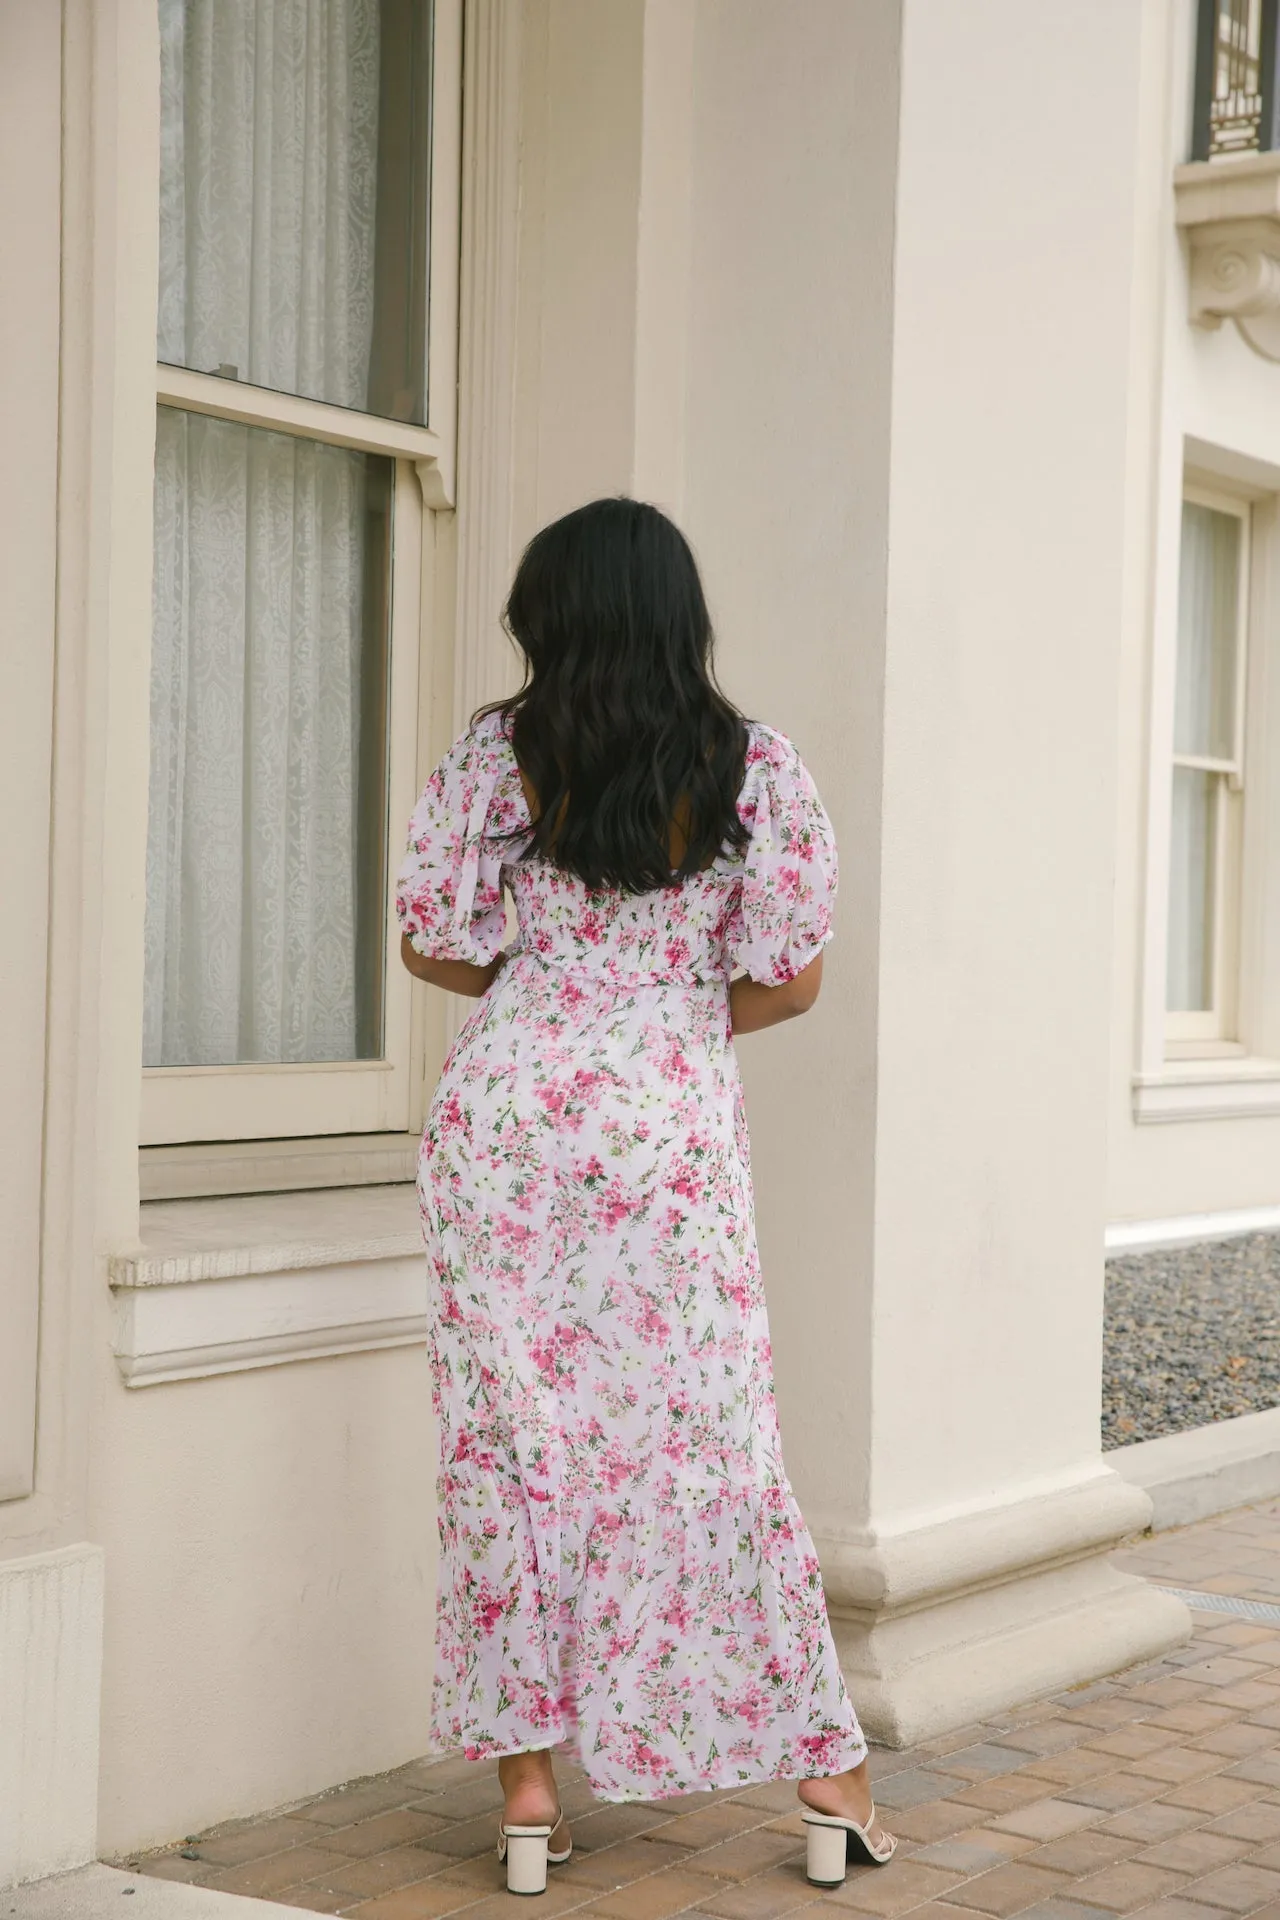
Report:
873,1771,951,1811
988,1804,1104,1844
1178,1661,1273,1690
659,1806,769,1851
575,1807,684,1851
952,1780,1064,1816
324,1812,453,1857
1020,1756,1128,1790
913,1840,1033,1876
1130,1903,1257,1920
1097,1805,1203,1844
204,1845,351,1896
268,1890,350,1914
1195,1729,1280,1760
1234,1842,1280,1871
687,1866,824,1919
1136,1833,1252,1874
1059,1776,1166,1813
683,1833,805,1882
1125,1750,1224,1785
1023,1837,1138,1877
1067,1860,1190,1911
303,1782,418,1826
298,1845,443,1900
348,1883,492,1920
1010,1904,1122,1920
185,1814,333,1867
1160,1779,1265,1816
1080,1730,1182,1762
1227,1759,1280,1791
938,1861,1073,1915
1150,1709,1242,1737
1181,1863,1280,1912
887,1803,993,1845
1207,1805,1280,1844
734,1782,812,1817
990,1726,1087,1760
568,1839,694,1891
822,1861,966,1915
432,1887,589,1920
928,1747,1042,1783
594,1868,741,1920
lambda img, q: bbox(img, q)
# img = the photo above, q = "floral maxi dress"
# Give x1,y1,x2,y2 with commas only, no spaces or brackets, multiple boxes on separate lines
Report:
395,711,867,1801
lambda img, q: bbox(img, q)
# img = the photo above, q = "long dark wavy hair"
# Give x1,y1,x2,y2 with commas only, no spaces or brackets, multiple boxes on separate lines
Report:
484,498,750,893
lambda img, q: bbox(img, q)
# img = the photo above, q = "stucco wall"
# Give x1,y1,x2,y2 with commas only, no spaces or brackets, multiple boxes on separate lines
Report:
93,1347,436,1856
1107,0,1280,1223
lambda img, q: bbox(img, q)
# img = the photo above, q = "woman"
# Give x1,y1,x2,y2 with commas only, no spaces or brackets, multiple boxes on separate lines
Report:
396,499,893,1896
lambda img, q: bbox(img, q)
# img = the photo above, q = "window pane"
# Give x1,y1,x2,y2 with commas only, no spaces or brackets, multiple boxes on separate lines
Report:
157,0,432,424
144,408,392,1068
1166,766,1217,1013
1175,502,1241,760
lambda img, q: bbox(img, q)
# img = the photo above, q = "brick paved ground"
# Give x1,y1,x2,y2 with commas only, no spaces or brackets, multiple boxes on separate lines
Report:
130,1498,1280,1920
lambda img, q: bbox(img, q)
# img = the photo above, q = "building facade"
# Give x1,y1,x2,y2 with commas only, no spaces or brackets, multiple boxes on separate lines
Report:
2,0,1274,1887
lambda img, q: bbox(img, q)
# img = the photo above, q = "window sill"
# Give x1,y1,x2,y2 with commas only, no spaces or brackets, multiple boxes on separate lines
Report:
108,1184,425,1387
139,1132,421,1201
1133,1057,1280,1123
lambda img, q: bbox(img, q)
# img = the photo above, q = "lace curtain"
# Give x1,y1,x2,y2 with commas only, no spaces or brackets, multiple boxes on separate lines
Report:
1167,502,1241,1014
144,0,382,1068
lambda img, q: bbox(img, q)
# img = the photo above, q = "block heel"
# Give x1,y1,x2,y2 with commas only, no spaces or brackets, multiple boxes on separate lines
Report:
803,1806,896,1886
497,1808,572,1895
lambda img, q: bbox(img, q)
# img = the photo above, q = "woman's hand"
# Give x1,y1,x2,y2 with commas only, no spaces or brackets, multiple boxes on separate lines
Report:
400,933,508,998
729,952,824,1034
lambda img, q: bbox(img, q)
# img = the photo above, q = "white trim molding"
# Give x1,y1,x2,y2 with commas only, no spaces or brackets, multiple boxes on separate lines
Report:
810,1469,1188,1748
453,0,524,730
1106,1202,1280,1254
0,1545,104,1890
1132,1056,1280,1122
1175,152,1280,363
109,1186,426,1387
1110,1405,1280,1531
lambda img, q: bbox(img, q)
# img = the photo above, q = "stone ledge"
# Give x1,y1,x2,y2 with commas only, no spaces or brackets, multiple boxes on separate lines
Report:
109,1186,427,1387
1110,1405,1280,1530
5,1864,300,1915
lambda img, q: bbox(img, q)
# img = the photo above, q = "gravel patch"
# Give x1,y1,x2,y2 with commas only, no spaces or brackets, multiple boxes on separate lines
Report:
1104,1232,1280,1448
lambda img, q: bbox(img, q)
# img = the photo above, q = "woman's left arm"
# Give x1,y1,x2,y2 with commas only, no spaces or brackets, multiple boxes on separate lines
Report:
400,933,505,998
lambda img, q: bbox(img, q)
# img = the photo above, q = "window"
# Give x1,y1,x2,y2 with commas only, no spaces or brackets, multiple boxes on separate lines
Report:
1165,487,1251,1049
142,0,458,1149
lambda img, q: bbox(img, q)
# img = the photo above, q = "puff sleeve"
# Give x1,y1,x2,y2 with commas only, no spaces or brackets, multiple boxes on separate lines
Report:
395,717,521,964
726,726,838,985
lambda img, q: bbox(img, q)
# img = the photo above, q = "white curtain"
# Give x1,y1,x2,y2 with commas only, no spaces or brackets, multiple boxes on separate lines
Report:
1174,502,1240,761
144,0,381,1068
1167,503,1240,1015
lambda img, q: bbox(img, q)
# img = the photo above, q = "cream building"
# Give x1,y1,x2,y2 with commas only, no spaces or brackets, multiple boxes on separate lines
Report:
4,0,1278,1891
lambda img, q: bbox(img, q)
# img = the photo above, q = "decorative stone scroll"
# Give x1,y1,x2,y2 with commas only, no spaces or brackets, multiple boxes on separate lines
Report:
1176,152,1280,363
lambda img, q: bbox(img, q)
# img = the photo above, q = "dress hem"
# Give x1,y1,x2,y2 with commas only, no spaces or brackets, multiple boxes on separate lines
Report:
444,1731,871,1804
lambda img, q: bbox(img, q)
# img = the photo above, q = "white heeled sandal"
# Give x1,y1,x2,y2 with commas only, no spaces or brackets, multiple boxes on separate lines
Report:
803,1805,896,1885
497,1807,572,1895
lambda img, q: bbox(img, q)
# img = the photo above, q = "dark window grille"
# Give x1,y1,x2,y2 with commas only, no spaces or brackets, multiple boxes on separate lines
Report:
1193,0,1280,158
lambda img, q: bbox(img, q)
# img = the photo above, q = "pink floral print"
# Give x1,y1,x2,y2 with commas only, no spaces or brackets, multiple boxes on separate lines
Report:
396,711,866,1801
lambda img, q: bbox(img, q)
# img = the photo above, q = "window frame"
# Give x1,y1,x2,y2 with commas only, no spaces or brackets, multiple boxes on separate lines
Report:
1164,481,1252,1053
139,0,461,1153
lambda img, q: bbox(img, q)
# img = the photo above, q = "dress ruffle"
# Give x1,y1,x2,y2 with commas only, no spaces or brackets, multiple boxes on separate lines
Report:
431,1472,867,1801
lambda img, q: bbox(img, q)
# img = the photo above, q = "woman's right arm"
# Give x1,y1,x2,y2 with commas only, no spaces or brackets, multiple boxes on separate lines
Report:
729,951,823,1034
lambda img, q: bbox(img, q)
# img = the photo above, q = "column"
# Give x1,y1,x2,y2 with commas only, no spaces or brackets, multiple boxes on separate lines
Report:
682,0,1188,1742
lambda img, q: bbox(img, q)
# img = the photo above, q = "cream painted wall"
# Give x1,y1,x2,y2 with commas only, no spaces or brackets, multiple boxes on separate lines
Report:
1107,0,1280,1223
0,0,60,1506
511,0,646,545
678,0,897,1525
682,0,1149,1528
93,1347,435,1856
